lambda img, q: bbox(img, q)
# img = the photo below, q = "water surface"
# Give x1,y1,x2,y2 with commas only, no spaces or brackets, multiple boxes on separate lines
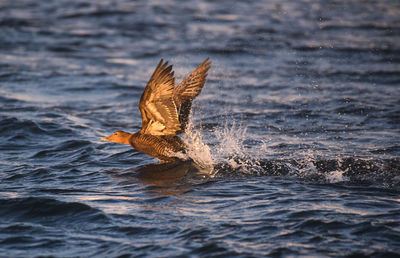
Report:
0,0,400,257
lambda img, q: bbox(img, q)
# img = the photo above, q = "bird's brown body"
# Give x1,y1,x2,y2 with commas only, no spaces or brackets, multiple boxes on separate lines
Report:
130,132,185,162
101,58,211,162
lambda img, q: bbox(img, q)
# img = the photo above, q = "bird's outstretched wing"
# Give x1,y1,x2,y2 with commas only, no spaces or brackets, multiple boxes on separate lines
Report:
174,58,211,132
173,58,211,107
139,59,181,136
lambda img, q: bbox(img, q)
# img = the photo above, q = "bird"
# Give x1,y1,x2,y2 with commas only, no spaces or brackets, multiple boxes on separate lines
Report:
101,58,211,162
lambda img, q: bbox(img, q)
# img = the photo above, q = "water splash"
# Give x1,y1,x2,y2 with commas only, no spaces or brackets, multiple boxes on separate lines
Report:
212,121,263,174
183,118,214,170
184,117,263,174
286,150,349,183
183,117,398,189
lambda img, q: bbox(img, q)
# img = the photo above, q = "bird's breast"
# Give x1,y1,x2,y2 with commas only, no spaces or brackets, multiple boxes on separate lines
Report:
130,132,185,161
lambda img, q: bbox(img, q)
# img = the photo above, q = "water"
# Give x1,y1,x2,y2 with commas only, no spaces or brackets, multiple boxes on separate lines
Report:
1,0,400,256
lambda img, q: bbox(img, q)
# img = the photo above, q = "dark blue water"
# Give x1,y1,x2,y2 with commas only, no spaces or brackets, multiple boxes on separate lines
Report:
1,0,400,257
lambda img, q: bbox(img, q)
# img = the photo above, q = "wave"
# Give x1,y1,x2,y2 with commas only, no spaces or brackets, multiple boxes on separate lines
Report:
0,116,75,138
0,197,108,224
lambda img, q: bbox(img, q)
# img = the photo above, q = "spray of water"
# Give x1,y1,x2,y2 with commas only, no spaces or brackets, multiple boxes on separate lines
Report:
213,121,263,174
182,118,214,170
287,150,350,183
182,115,395,188
183,116,263,175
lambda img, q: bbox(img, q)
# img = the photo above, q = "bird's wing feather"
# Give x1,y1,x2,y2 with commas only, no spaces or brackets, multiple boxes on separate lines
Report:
173,57,211,107
139,59,181,136
174,58,211,132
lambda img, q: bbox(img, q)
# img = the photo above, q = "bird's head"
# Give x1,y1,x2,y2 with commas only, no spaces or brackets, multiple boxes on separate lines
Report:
101,130,132,144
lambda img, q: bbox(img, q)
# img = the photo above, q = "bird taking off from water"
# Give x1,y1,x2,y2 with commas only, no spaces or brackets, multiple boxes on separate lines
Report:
101,58,211,162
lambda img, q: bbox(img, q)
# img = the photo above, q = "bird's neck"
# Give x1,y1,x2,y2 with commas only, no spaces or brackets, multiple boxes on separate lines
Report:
120,132,133,144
